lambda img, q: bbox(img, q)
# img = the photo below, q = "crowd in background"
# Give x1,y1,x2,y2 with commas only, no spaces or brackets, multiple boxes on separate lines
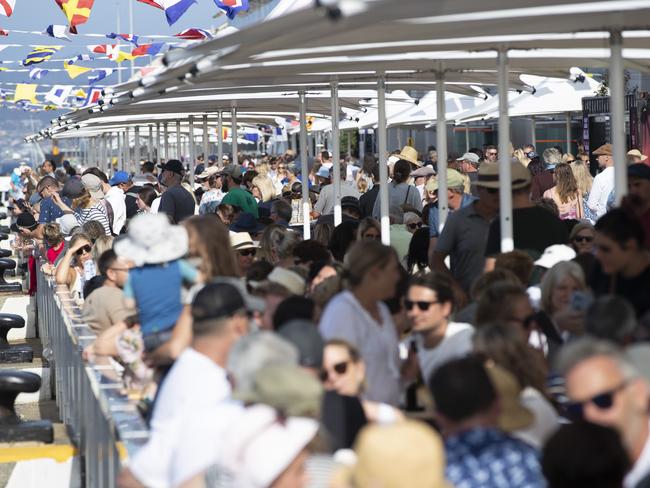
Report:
6,139,650,488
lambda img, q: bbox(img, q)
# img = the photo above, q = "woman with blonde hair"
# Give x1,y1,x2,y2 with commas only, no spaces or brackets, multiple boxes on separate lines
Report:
52,186,111,235
542,162,582,220
570,156,595,222
251,175,276,203
513,148,531,167
258,224,301,266
55,232,94,300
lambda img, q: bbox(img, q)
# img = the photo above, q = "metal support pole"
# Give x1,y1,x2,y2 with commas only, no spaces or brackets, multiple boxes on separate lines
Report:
610,30,627,205
202,115,209,164
565,112,572,153
134,126,140,174
175,120,181,161
231,102,238,166
189,115,196,185
465,125,470,153
436,70,449,234
331,81,342,226
155,123,161,164
117,131,122,171
498,48,514,253
531,116,537,147
299,91,310,239
163,122,169,161
217,111,224,165
377,74,390,245
125,127,131,172
147,125,153,162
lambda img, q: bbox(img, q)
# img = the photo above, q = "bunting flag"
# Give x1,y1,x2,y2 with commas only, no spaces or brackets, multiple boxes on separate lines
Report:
0,29,8,36
23,45,61,66
137,0,162,8
159,0,196,26
82,87,101,106
64,59,91,79
213,0,248,20
175,28,212,40
0,0,16,17
29,68,49,80
88,68,114,84
74,88,86,101
45,84,72,105
44,24,71,41
54,0,94,33
14,83,37,103
88,43,112,54
106,33,139,46
68,53,92,63
131,42,164,57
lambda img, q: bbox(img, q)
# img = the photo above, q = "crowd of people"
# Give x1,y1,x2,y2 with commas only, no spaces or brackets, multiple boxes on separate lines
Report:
8,140,650,487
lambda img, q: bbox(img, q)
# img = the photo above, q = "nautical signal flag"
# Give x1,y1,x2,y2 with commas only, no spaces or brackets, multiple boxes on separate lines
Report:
175,28,213,40
23,46,61,66
0,0,16,17
0,29,8,36
54,0,94,33
14,84,37,103
213,0,248,20
106,33,139,46
64,60,91,79
88,44,113,54
137,0,162,8
29,68,49,80
45,84,72,106
131,43,164,57
88,68,114,84
159,0,196,26
74,88,86,101
82,87,102,107
44,24,71,41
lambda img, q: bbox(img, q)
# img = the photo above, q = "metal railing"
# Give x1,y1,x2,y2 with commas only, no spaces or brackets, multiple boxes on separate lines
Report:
35,263,149,487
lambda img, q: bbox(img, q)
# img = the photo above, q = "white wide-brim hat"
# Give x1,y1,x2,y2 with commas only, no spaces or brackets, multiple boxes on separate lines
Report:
114,213,188,266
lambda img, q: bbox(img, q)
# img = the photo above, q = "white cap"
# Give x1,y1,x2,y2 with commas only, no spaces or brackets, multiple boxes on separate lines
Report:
222,404,318,488
534,244,576,269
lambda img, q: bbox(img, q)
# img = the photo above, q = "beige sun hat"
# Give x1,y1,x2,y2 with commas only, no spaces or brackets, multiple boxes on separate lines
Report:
230,232,258,251
396,145,422,167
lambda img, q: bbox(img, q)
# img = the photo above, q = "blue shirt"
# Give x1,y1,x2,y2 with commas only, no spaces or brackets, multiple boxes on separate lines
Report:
123,259,198,336
445,428,545,488
429,193,477,238
39,195,71,224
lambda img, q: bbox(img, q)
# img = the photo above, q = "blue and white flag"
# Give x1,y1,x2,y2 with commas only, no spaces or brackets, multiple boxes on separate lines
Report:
88,68,114,84
67,53,93,64
213,0,248,20
106,33,139,46
44,24,71,41
44,85,72,106
159,0,196,25
29,68,48,80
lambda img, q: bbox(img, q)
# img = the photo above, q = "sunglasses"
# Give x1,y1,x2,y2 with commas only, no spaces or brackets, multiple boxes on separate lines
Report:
566,381,628,421
573,235,594,243
405,299,439,311
319,361,349,382
407,222,423,230
487,152,498,156
75,244,92,256
238,248,257,257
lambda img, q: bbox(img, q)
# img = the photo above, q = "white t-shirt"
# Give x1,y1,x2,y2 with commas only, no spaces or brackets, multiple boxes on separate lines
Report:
319,291,401,405
130,348,231,488
413,321,474,383
587,166,614,218
105,186,127,234
514,387,560,449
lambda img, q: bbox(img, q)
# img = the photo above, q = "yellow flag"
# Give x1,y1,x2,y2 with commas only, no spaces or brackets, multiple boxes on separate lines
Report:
64,61,91,79
75,88,86,99
14,84,38,103
115,51,134,63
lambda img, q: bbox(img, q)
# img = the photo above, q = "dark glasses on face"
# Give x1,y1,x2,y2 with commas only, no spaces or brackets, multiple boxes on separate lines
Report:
565,381,628,421
487,152,497,156
75,245,92,256
574,235,594,243
404,299,439,311
238,249,256,257
407,222,423,230
320,361,349,382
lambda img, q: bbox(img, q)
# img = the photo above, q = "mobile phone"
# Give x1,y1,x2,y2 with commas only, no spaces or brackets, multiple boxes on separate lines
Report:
570,291,593,312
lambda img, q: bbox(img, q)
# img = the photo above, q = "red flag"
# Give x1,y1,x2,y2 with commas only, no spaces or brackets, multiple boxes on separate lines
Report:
137,0,163,8
54,0,94,32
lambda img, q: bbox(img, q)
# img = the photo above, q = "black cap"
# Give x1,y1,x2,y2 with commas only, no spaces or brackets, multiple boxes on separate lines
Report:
341,196,360,212
191,282,246,323
61,178,84,199
11,212,38,232
277,319,324,369
628,163,650,181
157,159,185,175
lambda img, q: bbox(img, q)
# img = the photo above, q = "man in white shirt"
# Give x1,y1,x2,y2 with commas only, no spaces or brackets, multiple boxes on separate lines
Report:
587,143,616,219
119,282,252,488
558,338,650,488
105,172,128,234
406,273,474,384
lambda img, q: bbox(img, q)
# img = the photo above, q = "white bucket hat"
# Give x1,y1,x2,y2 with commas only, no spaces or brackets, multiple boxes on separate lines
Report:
534,244,576,269
114,213,188,266
222,404,318,488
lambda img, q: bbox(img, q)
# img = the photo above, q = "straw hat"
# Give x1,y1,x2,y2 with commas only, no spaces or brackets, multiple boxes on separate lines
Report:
485,363,534,433
627,149,648,162
114,213,188,266
472,161,532,190
230,232,258,251
397,145,422,167
196,165,221,180
332,420,449,488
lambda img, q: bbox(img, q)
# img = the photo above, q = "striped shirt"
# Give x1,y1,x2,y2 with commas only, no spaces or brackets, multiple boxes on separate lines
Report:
74,203,111,235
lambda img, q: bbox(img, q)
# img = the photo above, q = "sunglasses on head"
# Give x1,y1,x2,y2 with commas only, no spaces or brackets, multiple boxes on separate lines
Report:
319,361,349,382
404,299,439,311
574,235,594,243
566,381,628,421
75,244,92,256
238,248,256,257
407,222,423,230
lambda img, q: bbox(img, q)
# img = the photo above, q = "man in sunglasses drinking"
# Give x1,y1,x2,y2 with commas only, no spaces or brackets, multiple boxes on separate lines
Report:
406,273,474,384
557,338,650,488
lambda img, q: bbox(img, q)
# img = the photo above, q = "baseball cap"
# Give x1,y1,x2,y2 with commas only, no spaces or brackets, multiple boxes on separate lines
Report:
425,169,466,192
277,319,324,369
316,166,331,179
628,163,650,180
157,159,185,175
61,178,85,199
219,164,242,180
266,267,306,295
56,214,79,236
456,152,480,164
81,174,104,200
592,143,613,156
191,282,247,323
534,244,576,269
109,171,130,186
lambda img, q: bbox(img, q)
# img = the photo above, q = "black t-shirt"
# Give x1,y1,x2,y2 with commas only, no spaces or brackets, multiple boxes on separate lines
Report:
485,206,569,259
359,185,379,218
158,184,195,224
590,262,650,319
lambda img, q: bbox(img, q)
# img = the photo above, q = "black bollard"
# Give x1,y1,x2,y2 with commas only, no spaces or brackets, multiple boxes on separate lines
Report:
0,371,53,443
0,259,21,294
0,314,33,363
